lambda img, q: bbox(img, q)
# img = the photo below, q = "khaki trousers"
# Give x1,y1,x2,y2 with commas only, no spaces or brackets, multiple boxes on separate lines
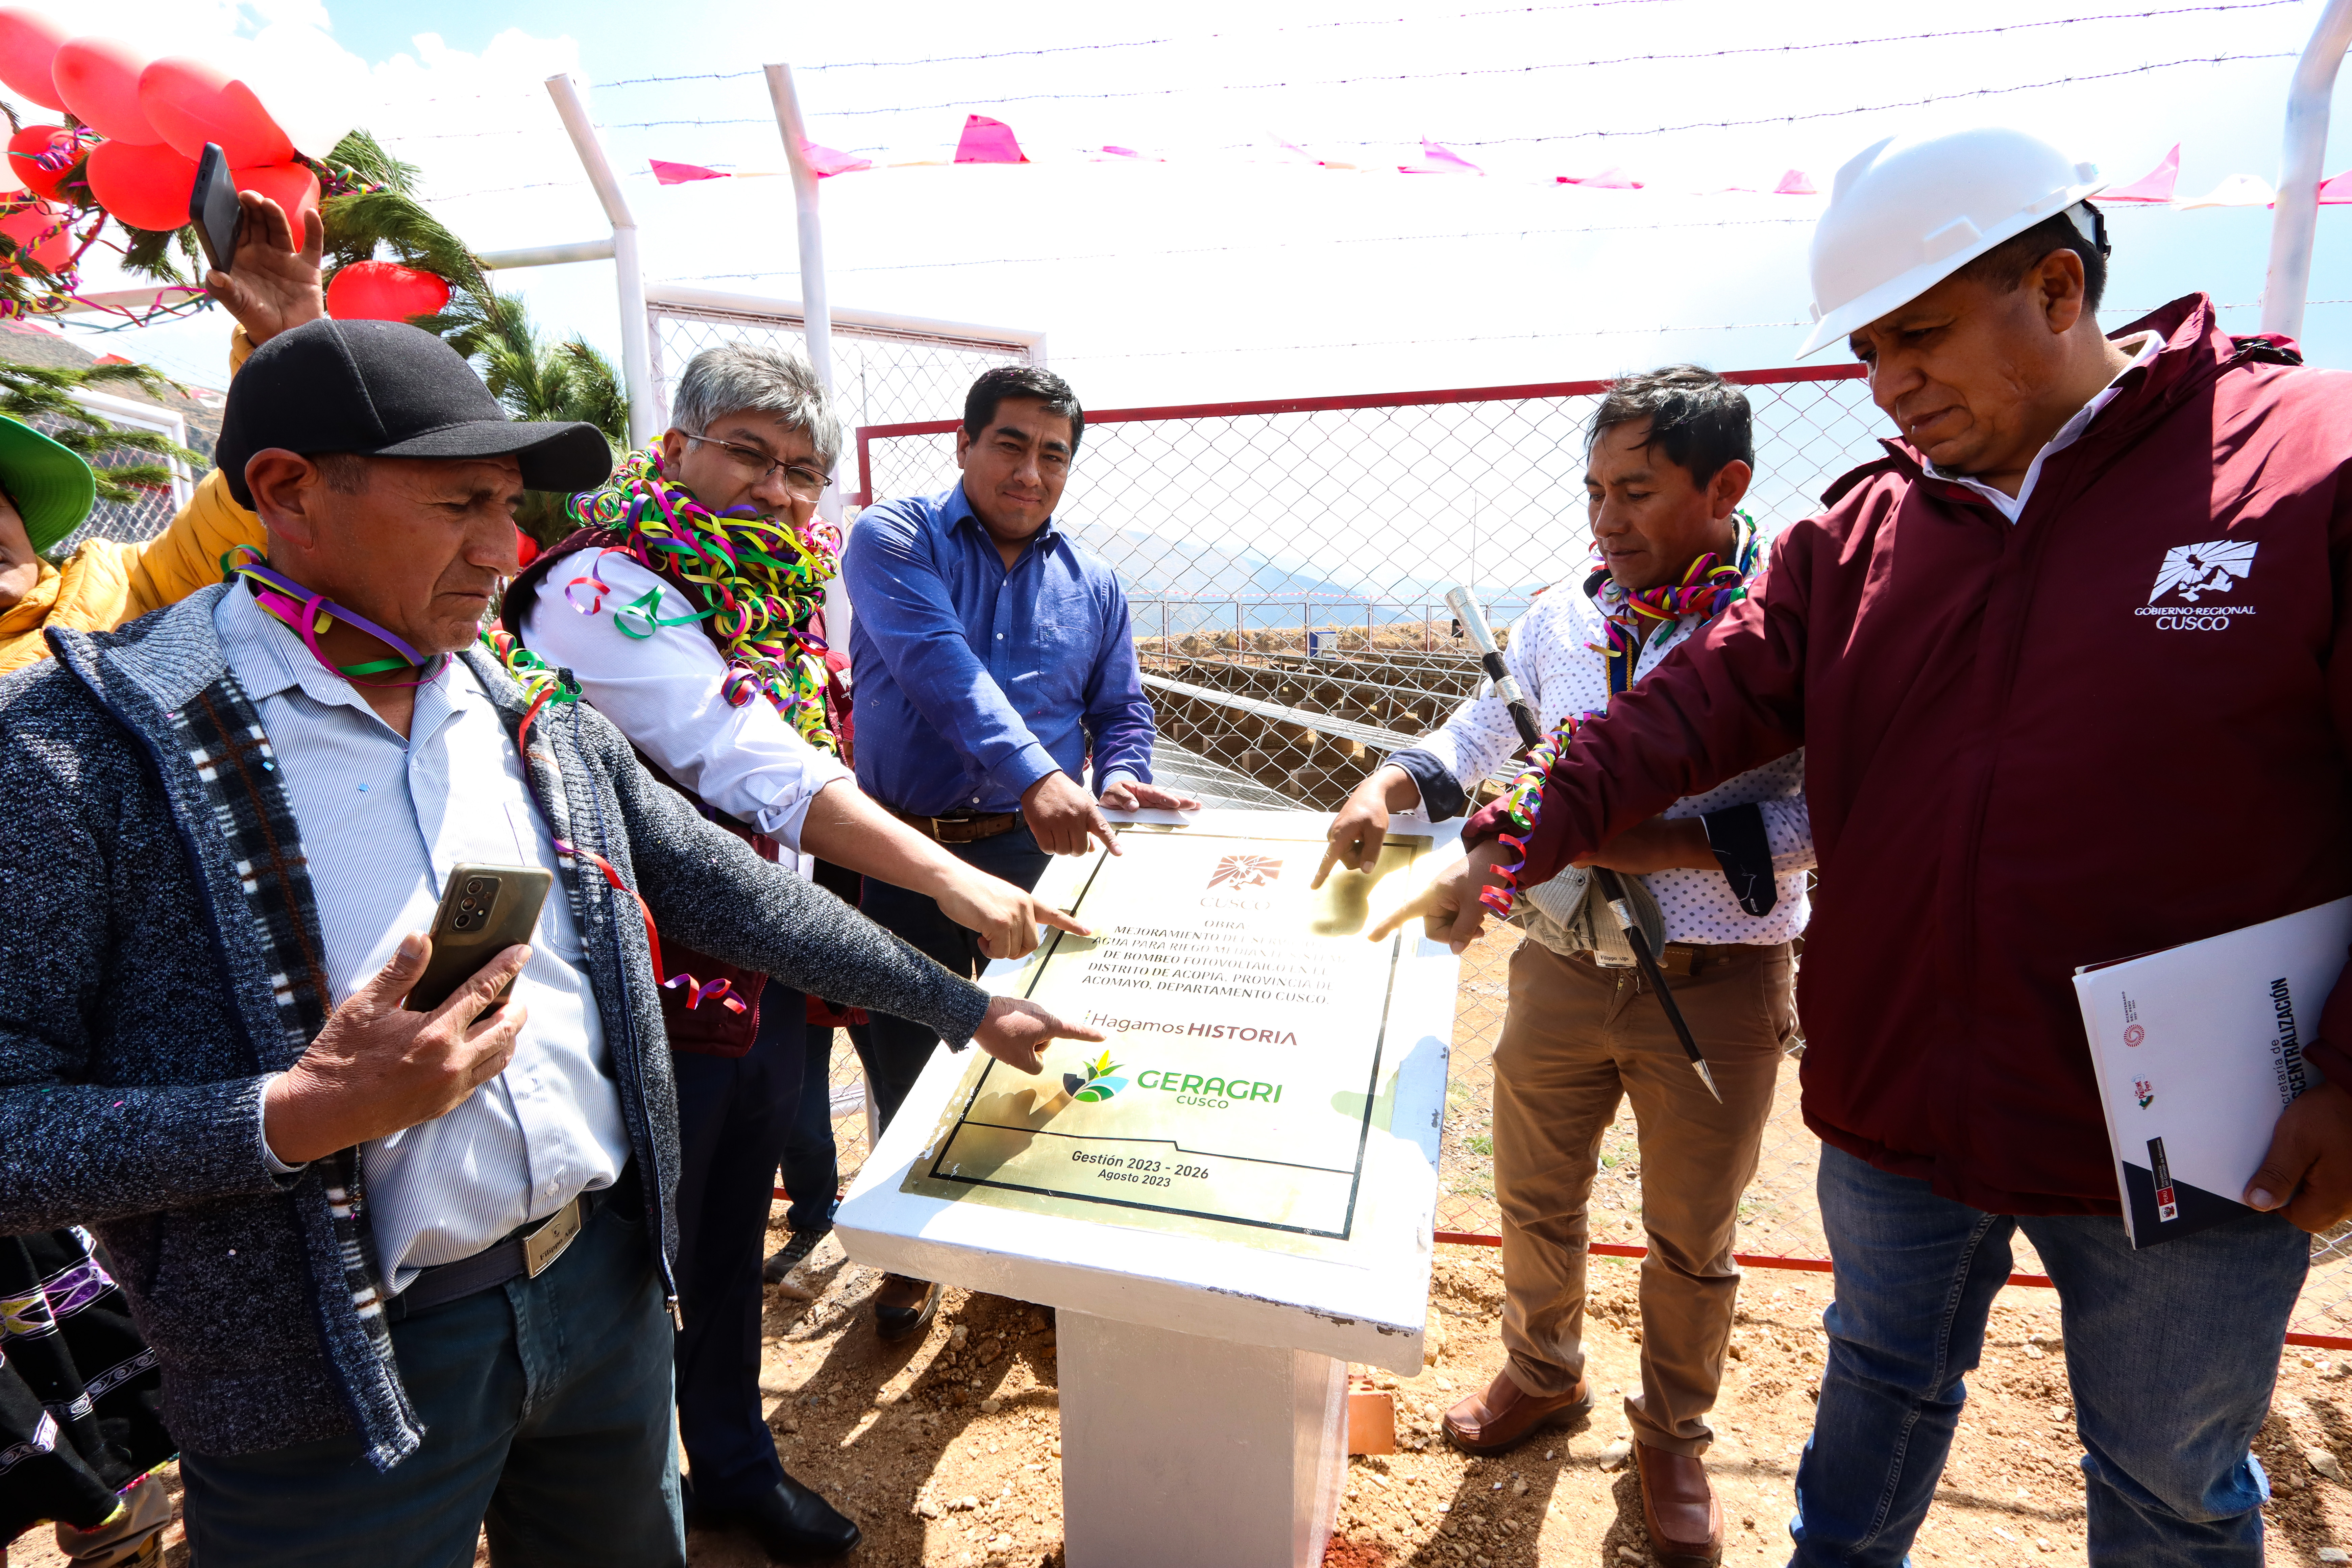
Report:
1492,937,1794,1456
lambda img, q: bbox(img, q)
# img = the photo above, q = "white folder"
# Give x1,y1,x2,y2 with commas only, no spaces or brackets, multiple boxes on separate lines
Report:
2074,896,2352,1246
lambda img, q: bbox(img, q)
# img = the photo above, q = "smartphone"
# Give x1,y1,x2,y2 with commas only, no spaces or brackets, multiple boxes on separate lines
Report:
403,863,553,1013
189,143,240,275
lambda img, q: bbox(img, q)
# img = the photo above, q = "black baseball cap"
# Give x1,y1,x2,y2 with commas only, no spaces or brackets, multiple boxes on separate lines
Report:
215,318,616,508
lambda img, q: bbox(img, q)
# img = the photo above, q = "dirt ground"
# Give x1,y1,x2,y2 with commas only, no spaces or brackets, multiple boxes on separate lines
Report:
23,1232,2345,1568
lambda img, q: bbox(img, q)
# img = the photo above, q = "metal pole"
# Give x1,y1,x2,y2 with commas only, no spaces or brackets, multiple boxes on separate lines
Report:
2263,0,2352,342
544,74,656,448
764,62,852,644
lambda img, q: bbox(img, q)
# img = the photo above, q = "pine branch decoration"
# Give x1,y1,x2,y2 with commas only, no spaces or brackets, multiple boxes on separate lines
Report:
0,360,204,507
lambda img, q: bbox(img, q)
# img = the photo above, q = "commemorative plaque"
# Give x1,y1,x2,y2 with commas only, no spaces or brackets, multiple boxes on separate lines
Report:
836,807,1463,1568
900,820,1430,1252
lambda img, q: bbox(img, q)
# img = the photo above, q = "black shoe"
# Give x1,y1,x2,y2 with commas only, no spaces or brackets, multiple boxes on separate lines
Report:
874,1273,942,1341
763,1223,832,1285
698,1475,860,1561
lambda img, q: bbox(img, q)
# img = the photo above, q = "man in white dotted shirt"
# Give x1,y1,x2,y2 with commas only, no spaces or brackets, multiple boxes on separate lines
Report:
1318,366,1811,1566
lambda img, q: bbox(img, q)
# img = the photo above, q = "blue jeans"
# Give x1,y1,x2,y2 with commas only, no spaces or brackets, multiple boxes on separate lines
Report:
780,1021,841,1234
857,822,1051,1129
179,1189,682,1568
1792,1145,2308,1568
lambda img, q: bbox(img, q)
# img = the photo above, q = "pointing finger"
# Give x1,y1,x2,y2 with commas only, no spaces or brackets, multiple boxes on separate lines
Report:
1039,905,1093,938
1311,839,1346,891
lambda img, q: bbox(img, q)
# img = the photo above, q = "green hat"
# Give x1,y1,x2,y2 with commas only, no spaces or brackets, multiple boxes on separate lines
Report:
0,416,96,556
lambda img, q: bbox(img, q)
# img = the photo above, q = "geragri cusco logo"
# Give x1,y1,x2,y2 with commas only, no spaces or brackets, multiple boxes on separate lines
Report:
1062,1051,1129,1103
1132,1068,1285,1109
1207,854,1283,889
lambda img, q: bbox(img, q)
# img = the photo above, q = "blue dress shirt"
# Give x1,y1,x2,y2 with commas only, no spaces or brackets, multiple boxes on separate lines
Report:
845,481,1156,817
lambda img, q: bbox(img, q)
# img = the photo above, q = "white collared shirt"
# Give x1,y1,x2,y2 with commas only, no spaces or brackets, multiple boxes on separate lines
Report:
519,551,853,849
1934,330,2163,522
216,585,629,1292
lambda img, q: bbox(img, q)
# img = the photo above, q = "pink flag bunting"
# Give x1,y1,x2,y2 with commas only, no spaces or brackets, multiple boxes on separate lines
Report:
651,159,727,185
1773,169,1817,196
1401,138,1483,175
801,141,872,178
2319,168,2352,204
955,115,1028,165
2103,145,2179,204
1557,166,1642,189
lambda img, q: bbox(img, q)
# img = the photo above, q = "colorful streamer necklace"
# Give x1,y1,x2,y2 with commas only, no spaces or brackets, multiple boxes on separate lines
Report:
1478,512,1764,921
1589,510,1760,659
559,445,842,754
222,545,446,687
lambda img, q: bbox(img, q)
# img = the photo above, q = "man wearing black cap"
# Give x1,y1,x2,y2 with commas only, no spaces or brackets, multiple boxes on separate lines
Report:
0,318,1096,1565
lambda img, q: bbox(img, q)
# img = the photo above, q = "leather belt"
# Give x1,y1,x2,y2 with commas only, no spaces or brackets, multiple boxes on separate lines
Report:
1578,941,1745,978
383,1171,630,1323
890,808,1022,845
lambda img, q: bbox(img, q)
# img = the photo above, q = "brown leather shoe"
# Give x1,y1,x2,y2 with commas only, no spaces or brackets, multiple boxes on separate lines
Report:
874,1274,942,1341
1634,1440,1724,1567
1440,1370,1593,1454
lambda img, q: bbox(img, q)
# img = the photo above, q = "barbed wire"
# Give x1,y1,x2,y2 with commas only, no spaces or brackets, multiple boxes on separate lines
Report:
580,50,2294,142
789,5,2304,119
1316,52,2298,147
590,0,1696,85
590,0,2291,88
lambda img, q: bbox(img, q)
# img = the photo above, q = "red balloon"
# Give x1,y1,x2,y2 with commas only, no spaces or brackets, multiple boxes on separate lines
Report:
51,37,159,145
326,260,453,322
5,124,73,200
0,8,68,112
0,198,72,275
84,138,197,231
138,58,293,167
233,161,319,232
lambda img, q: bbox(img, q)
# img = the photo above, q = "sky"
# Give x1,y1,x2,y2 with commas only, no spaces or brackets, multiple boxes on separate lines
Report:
50,0,2352,417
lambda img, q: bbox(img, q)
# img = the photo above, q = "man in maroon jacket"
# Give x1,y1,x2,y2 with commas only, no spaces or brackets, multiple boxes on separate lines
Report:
1379,126,2352,1566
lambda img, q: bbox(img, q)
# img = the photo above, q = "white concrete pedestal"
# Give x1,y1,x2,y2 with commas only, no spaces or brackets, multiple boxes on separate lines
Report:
1058,1313,1348,1568
836,809,1461,1568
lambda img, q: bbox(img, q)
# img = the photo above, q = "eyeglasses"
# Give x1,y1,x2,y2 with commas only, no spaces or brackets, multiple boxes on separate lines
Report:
683,432,830,501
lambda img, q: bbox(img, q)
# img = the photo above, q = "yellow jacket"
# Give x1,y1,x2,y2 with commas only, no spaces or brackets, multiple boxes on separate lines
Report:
0,470,266,675
0,328,266,675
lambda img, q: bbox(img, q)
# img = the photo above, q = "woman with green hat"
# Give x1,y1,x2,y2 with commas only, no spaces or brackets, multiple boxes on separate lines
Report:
0,413,273,677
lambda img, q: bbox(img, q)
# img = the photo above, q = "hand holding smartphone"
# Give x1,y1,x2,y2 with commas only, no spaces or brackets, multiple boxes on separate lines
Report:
190,144,241,277
404,863,553,1012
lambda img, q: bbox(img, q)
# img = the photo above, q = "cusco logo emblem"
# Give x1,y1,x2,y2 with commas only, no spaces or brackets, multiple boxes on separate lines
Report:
1065,1051,1129,1102
1208,854,1283,889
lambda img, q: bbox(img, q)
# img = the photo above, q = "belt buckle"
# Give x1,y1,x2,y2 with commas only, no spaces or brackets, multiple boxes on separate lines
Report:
522,1197,584,1278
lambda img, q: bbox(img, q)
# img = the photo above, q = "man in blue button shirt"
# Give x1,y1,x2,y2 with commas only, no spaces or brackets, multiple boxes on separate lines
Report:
846,365,1195,1336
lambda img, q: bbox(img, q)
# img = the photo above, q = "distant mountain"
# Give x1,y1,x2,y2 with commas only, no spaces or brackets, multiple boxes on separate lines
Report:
1060,521,1550,634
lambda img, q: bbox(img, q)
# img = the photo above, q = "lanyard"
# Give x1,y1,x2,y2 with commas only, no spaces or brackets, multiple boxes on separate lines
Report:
222,546,447,688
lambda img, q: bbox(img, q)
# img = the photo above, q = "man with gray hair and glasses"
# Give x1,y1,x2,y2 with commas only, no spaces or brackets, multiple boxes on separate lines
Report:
511,342,1084,1561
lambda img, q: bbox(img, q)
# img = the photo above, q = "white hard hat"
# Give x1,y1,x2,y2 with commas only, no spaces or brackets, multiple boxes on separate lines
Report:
1796,126,2106,359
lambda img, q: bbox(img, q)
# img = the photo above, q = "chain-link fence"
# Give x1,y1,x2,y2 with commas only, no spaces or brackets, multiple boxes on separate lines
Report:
847,366,2352,1349
40,390,197,557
